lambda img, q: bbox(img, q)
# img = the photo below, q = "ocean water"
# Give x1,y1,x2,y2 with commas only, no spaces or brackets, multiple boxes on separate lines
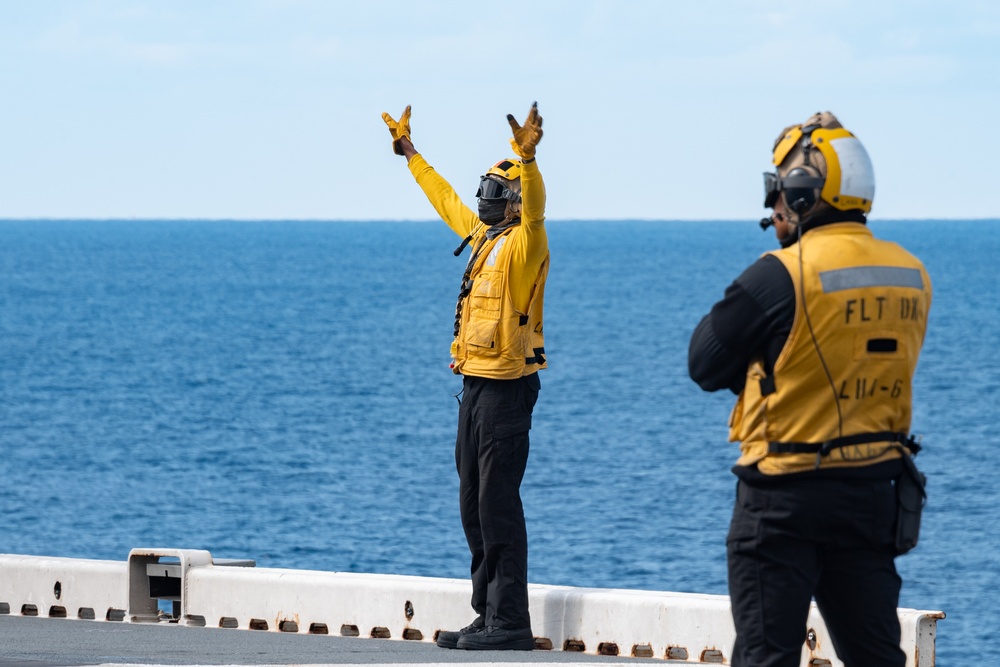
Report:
0,218,997,664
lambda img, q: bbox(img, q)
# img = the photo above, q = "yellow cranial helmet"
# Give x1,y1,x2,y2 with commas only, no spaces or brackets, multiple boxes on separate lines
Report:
764,112,875,216
485,158,522,181
477,158,523,203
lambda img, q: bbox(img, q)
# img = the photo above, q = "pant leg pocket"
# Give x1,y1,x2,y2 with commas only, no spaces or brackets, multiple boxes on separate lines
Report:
483,378,535,440
870,480,899,551
490,416,531,441
727,481,761,545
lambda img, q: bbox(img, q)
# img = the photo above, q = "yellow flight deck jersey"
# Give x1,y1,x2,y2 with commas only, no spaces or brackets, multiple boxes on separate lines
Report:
729,223,932,475
407,154,549,379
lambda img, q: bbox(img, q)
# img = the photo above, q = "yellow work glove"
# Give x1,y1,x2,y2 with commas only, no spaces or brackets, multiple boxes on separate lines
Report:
507,102,543,160
381,105,411,155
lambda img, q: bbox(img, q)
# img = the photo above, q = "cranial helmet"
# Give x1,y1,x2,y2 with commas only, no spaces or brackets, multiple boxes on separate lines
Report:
478,158,522,199
763,112,875,222
485,158,522,183
477,158,523,219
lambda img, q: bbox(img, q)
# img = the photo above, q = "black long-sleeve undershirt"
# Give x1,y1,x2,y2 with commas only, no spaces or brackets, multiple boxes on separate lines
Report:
688,254,796,394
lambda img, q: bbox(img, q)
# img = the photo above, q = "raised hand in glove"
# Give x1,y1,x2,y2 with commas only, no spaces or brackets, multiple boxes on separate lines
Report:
381,105,412,156
507,102,543,160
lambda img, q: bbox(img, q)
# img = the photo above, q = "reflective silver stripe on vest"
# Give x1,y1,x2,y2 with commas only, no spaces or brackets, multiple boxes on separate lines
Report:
819,266,924,293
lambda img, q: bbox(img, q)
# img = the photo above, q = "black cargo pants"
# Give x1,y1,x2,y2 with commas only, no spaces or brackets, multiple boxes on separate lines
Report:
455,372,539,631
727,475,906,667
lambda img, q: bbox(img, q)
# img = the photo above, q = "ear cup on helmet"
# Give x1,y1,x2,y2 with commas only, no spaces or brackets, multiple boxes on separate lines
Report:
781,166,822,214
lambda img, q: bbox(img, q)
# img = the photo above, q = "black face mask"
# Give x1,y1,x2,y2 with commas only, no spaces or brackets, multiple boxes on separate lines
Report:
478,198,508,224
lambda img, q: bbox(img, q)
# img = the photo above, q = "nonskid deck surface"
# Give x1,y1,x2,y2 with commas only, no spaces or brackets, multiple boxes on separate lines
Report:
0,616,698,667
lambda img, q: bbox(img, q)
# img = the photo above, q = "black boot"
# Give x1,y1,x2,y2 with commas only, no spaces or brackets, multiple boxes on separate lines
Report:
456,625,534,651
435,618,485,649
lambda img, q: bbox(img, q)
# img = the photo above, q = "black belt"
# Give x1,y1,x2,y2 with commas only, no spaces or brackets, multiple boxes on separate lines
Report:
768,431,920,457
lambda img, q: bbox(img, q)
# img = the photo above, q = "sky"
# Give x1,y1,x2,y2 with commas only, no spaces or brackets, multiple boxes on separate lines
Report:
1,0,997,221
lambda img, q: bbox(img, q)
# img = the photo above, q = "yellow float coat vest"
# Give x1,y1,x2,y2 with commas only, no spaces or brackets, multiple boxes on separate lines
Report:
451,227,549,379
729,223,932,475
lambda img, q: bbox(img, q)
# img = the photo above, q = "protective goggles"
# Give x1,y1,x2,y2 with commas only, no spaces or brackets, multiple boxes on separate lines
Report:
476,176,521,202
763,172,780,208
762,171,824,208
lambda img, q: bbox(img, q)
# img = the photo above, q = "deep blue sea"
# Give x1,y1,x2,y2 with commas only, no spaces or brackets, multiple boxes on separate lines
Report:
1,219,997,664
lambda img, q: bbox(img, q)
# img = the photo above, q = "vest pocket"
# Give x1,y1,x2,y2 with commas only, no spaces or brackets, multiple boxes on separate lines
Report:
465,317,500,355
470,271,502,313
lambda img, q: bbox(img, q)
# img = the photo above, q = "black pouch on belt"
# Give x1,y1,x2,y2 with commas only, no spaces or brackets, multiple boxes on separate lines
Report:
895,453,927,555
